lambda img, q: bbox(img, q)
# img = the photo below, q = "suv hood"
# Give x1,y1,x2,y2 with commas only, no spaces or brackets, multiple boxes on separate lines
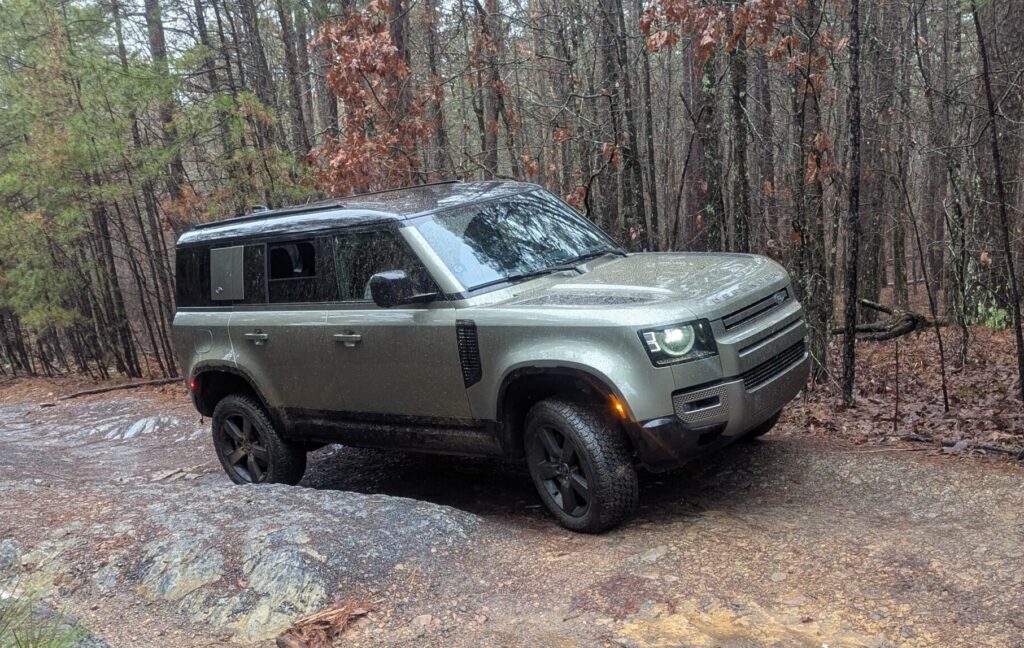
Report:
505,252,789,317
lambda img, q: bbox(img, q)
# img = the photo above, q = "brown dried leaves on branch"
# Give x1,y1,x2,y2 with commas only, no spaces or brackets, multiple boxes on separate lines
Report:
312,0,431,195
276,602,370,648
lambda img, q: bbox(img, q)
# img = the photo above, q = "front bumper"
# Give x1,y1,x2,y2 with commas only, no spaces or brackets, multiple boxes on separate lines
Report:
627,345,809,471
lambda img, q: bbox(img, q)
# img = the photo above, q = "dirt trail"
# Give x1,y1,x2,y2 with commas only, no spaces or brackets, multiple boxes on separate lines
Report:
1,387,1022,647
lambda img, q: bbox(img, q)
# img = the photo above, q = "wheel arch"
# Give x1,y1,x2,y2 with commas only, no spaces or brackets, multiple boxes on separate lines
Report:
496,364,629,459
190,363,274,422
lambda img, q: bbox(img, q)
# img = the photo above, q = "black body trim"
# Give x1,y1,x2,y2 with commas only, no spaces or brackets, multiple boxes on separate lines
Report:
456,320,483,387
628,417,734,472
189,363,284,429
285,407,503,457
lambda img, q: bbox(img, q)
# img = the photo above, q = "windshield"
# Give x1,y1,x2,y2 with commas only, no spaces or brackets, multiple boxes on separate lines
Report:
411,190,622,291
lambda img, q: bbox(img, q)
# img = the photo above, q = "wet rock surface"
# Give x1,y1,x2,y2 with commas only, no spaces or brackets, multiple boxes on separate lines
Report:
1,388,1023,646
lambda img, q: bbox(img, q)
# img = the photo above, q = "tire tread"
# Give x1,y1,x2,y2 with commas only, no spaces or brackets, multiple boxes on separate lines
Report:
526,399,638,533
212,394,306,485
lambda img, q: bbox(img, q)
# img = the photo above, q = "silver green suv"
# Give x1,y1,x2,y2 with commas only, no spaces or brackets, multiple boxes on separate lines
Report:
173,181,808,532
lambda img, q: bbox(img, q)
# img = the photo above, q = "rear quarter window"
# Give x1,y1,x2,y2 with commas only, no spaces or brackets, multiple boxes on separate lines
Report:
175,246,212,307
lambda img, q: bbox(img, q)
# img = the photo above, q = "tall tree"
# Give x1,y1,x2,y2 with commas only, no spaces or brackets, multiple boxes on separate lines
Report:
971,1,1024,401
143,0,188,203
842,0,862,405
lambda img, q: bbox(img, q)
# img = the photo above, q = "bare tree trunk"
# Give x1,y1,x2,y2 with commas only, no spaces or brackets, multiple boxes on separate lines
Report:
425,0,455,177
143,0,188,203
728,26,750,253
971,1,1024,402
842,0,862,405
238,0,280,150
477,0,501,178
293,3,316,146
276,0,312,156
311,0,339,142
638,9,660,249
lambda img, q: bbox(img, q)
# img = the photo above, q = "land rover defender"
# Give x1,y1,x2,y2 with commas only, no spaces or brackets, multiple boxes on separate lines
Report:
173,181,809,532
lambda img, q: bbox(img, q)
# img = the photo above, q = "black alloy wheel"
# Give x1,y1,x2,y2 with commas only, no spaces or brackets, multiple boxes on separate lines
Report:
531,425,591,517
524,399,638,533
211,394,306,485
219,412,270,483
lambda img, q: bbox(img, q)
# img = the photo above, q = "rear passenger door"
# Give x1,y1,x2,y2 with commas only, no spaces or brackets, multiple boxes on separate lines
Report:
323,226,473,422
228,237,339,418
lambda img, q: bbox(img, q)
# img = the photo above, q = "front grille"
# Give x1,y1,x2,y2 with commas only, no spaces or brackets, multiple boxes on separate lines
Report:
741,340,806,390
723,288,790,330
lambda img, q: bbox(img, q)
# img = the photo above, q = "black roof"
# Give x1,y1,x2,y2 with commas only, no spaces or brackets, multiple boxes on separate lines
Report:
177,180,539,246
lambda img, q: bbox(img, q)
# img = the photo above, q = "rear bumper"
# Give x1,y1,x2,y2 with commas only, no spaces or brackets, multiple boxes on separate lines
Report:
627,348,809,471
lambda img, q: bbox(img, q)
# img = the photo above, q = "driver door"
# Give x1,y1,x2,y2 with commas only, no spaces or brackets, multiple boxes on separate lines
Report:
322,226,473,422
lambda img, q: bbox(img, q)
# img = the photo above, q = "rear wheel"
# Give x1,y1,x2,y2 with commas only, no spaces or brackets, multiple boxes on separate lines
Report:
524,399,638,533
211,394,306,485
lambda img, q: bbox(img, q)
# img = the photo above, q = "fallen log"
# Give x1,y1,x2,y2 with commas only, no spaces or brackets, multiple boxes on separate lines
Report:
831,299,946,341
56,377,183,401
899,433,1024,459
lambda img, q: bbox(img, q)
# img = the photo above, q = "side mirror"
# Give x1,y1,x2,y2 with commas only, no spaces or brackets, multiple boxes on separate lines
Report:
369,270,417,308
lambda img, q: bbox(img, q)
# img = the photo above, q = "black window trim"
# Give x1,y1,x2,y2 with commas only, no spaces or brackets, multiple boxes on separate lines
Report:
187,222,442,309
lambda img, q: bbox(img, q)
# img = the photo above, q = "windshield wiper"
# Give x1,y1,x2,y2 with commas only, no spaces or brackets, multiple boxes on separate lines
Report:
470,262,585,291
571,248,627,263
469,250,625,292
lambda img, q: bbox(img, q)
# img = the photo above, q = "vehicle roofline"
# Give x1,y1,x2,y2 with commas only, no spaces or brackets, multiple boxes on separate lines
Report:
175,181,544,248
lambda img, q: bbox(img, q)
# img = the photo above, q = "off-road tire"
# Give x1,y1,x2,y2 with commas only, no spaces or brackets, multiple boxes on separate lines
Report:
524,399,638,533
742,411,781,442
212,394,306,485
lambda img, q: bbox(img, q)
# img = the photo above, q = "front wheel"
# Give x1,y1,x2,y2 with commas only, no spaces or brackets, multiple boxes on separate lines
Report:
211,394,306,485
524,399,638,533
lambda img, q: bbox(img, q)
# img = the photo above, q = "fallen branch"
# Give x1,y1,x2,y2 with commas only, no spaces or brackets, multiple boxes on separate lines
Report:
898,433,1024,459
831,299,946,341
56,377,182,401
276,602,370,648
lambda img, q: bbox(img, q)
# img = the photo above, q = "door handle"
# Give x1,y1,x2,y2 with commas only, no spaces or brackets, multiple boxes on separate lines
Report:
333,333,362,347
244,331,269,344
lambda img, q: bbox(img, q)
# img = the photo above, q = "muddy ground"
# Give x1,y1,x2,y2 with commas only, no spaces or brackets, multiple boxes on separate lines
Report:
1,383,1023,647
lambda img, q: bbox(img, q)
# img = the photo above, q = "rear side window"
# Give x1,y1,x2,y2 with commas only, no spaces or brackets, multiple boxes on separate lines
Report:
269,242,316,279
267,238,337,303
333,229,434,301
242,244,267,303
175,246,212,307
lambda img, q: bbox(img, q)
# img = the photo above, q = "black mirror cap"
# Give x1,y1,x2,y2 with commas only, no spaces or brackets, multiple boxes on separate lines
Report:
369,270,416,308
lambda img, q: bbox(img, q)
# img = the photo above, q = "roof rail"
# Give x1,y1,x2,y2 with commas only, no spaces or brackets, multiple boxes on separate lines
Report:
191,179,463,230
338,179,462,201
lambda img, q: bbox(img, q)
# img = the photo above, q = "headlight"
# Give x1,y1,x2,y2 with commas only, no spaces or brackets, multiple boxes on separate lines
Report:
639,320,717,366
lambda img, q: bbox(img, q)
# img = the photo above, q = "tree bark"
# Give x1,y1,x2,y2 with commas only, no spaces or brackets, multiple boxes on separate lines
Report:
276,0,312,156
842,0,862,405
143,0,188,203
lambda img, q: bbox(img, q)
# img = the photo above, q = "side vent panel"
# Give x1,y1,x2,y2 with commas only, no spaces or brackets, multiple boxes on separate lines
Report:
456,320,483,387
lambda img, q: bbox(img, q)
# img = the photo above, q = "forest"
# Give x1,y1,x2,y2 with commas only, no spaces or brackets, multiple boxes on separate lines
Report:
0,0,1022,408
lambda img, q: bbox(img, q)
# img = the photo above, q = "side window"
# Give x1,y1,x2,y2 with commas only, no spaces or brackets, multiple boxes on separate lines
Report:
333,229,434,301
242,244,267,304
175,246,212,307
267,238,338,303
269,241,315,279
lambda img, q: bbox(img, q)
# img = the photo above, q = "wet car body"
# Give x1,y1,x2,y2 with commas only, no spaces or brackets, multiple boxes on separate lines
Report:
173,180,809,531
